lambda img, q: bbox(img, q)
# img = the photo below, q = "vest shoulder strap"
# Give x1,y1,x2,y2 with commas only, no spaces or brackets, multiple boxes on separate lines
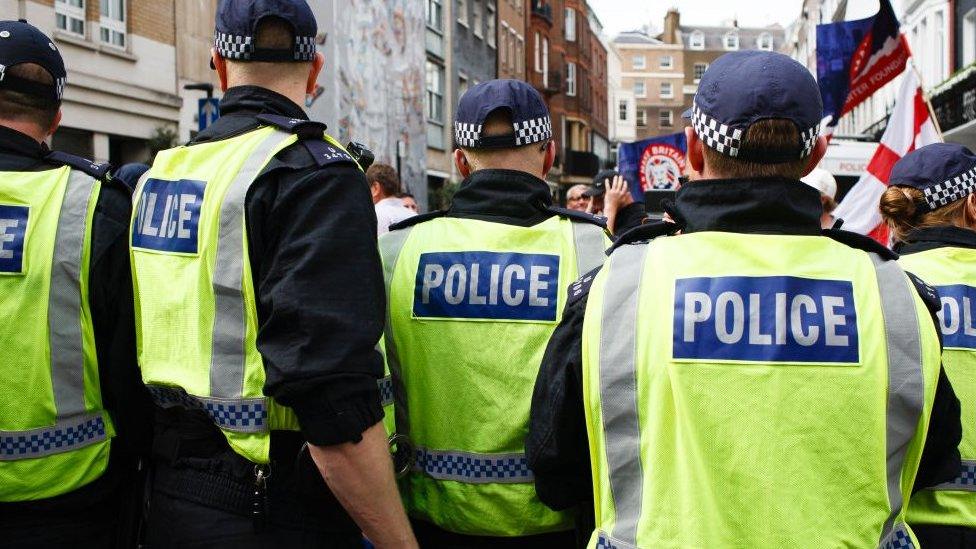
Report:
607,221,680,254
567,265,602,306
904,271,942,316
255,114,358,169
43,151,112,181
389,210,447,231
823,228,899,261
546,206,607,229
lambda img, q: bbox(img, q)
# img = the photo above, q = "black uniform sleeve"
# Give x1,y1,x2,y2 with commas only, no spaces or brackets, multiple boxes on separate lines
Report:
248,161,385,447
89,180,153,458
526,279,594,511
906,273,963,492
612,202,648,236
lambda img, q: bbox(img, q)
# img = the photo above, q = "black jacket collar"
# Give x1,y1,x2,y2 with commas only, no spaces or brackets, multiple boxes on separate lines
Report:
447,169,554,227
673,178,823,236
190,86,307,145
0,125,48,158
896,226,976,254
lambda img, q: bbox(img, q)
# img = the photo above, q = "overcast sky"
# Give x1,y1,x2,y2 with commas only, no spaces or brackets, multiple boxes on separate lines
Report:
588,0,885,38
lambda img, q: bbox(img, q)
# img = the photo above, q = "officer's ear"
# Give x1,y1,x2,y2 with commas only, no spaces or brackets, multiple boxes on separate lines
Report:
46,110,62,140
541,140,556,178
686,126,705,175
212,49,230,92
454,148,472,178
800,136,829,178
306,52,325,96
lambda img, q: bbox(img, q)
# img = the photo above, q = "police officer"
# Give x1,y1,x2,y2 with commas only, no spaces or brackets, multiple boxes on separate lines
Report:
880,143,976,545
527,51,962,548
0,20,152,548
378,80,609,547
130,2,415,547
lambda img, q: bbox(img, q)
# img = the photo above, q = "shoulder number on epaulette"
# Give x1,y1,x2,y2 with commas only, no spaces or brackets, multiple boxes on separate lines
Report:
568,266,602,305
302,140,356,168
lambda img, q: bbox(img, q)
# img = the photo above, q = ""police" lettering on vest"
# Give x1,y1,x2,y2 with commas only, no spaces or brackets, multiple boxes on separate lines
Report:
413,251,560,321
935,285,976,349
0,205,29,274
132,178,206,254
673,276,859,363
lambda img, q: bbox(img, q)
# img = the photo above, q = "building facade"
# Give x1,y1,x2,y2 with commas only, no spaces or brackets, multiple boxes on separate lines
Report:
932,0,976,150
5,0,181,164
611,29,683,141
607,44,637,144
498,0,525,79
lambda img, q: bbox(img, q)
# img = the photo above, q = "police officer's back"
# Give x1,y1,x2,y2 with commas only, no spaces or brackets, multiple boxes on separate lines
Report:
130,2,415,547
378,80,609,547
881,143,976,545
0,20,151,548
527,51,962,548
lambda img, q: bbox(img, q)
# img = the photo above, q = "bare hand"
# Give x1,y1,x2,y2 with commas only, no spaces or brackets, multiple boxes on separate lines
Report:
604,175,634,235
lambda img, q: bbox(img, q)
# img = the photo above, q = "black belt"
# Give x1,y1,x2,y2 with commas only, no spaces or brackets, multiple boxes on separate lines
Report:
153,461,256,517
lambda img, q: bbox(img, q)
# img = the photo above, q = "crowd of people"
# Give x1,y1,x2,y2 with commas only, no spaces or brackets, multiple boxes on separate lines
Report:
2,1,976,549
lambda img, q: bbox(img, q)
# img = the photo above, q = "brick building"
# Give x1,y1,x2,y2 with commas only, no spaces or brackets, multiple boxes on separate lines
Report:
4,0,181,164
498,0,525,79
527,0,609,187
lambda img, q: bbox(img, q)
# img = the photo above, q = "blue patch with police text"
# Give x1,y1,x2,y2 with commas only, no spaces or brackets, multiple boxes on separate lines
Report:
132,178,206,254
934,285,976,349
673,276,859,363
413,251,560,321
0,205,29,274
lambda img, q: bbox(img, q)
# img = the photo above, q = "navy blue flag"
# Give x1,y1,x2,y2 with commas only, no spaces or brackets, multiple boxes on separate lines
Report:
618,132,687,201
816,0,910,134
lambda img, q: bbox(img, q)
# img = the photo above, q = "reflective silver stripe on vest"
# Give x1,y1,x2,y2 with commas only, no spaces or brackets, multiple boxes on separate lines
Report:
929,459,976,492
210,130,296,399
597,243,650,546
0,413,106,461
413,446,533,484
872,254,925,546
147,385,267,433
49,170,98,420
572,221,606,276
378,375,394,407
594,530,638,549
378,227,415,437
879,522,916,549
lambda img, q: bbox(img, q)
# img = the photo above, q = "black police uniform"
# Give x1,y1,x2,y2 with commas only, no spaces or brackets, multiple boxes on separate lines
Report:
143,85,386,548
527,179,964,536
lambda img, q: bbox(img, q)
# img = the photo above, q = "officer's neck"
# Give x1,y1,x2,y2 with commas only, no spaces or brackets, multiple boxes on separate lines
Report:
0,120,48,145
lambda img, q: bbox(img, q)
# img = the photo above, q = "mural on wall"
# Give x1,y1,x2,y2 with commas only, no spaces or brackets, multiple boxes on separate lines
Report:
309,0,428,208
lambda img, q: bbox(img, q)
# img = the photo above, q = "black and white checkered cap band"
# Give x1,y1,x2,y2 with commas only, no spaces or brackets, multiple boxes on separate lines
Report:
214,31,316,62
922,165,976,211
691,104,820,159
454,116,552,148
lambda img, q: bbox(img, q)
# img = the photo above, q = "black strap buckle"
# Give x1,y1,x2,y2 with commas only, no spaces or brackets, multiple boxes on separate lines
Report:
388,433,414,479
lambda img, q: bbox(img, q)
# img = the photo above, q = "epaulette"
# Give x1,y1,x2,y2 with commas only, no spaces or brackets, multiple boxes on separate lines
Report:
567,266,602,306
546,206,607,229
389,210,447,231
607,221,681,254
904,271,942,315
256,114,356,168
822,228,899,261
44,151,112,181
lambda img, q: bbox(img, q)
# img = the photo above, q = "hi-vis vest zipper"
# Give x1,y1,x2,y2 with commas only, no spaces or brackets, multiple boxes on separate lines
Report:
0,166,112,502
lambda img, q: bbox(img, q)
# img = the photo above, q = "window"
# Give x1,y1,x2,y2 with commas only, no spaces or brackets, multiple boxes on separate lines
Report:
426,0,443,31
660,55,673,69
634,81,646,97
659,109,673,127
534,32,542,72
542,36,549,86
565,8,577,42
458,73,469,101
633,55,646,69
457,0,468,25
55,0,85,37
757,32,773,51
660,82,673,99
100,0,126,48
694,62,708,82
618,99,628,121
426,61,446,148
935,11,945,81
724,32,739,50
566,62,577,96
636,109,647,127
473,0,483,37
964,9,976,67
500,23,509,65
486,1,496,47
515,36,524,74
689,30,704,49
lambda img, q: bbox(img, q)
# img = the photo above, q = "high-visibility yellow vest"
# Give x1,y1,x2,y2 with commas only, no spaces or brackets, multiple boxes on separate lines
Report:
378,213,608,536
582,232,942,549
131,125,355,464
0,166,112,502
901,245,976,529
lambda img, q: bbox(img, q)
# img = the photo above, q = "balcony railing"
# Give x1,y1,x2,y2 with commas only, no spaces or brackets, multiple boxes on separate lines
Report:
563,149,600,178
931,64,976,135
531,0,553,24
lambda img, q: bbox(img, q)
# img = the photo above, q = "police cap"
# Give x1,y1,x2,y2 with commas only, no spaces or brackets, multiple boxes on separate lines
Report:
683,50,822,164
454,79,553,150
213,0,316,64
0,20,66,104
890,143,976,214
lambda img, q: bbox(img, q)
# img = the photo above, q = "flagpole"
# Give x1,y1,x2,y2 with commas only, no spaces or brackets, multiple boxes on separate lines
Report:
909,58,945,138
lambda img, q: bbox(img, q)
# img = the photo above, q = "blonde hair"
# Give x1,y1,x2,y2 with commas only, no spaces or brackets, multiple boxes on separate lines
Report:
879,186,969,242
